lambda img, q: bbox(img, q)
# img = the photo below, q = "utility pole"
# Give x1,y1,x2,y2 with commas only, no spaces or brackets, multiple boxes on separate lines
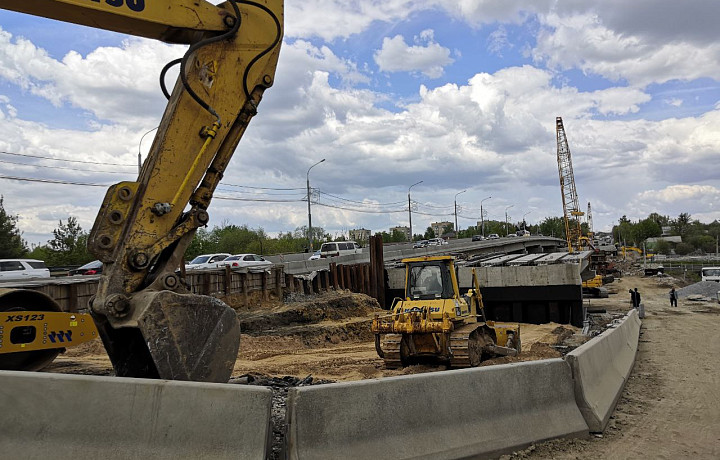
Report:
480,196,491,237
306,159,325,252
408,180,423,242
454,190,467,238
505,204,514,236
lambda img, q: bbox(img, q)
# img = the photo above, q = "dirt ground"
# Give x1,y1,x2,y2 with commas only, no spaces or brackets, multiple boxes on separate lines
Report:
47,290,579,380
44,271,720,458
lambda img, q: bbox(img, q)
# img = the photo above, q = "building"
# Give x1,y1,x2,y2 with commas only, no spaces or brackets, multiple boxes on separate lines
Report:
431,221,454,238
349,228,371,245
390,226,411,241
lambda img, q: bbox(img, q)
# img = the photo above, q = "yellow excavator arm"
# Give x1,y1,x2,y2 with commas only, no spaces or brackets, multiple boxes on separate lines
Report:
0,0,283,382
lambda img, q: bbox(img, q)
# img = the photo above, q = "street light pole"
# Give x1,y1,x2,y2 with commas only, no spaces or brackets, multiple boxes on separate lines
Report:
306,159,326,252
523,211,532,231
138,126,158,175
408,180,423,242
505,204,514,236
454,190,467,238
480,196,491,237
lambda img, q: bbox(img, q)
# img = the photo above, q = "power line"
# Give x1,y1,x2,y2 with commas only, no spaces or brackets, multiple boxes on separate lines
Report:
0,174,107,187
0,158,132,175
0,150,135,167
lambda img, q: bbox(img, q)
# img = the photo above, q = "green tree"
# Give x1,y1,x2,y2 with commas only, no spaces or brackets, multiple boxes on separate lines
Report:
538,217,565,239
0,196,28,258
672,212,692,238
46,217,92,265
653,239,671,255
423,227,435,239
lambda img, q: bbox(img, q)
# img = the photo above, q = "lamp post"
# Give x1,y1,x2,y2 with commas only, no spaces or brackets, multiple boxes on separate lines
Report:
138,126,159,175
408,180,423,242
505,204,514,236
523,211,532,231
480,196,491,237
454,190,467,238
306,159,325,252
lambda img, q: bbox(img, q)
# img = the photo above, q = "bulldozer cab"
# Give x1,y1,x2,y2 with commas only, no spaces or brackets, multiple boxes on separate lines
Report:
405,257,457,301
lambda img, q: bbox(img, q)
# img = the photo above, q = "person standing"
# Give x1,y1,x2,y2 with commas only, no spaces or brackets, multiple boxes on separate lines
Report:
629,289,636,308
634,288,641,308
669,288,678,307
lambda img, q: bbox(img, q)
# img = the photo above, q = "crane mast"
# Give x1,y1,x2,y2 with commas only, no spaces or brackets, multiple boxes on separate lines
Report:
555,117,584,253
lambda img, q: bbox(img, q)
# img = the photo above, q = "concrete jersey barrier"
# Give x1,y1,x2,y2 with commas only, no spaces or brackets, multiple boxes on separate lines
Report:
0,371,273,459
285,359,588,459
565,309,641,432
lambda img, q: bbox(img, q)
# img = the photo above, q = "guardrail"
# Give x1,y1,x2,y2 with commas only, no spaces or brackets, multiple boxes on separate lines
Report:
0,311,641,458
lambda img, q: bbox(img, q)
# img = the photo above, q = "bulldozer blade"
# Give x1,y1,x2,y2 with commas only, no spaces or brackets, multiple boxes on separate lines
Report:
94,291,240,383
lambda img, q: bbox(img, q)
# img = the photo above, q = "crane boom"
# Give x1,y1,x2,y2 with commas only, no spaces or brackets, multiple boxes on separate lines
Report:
556,117,584,253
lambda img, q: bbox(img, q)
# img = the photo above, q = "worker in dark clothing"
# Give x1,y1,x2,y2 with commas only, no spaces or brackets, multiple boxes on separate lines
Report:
629,288,637,309
634,288,641,309
669,288,678,307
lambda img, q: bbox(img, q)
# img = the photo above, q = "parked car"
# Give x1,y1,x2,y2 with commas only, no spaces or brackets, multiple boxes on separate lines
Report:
185,253,230,270
471,235,484,242
220,254,272,268
506,233,518,237
69,259,103,276
308,249,321,261
0,259,51,281
320,241,362,258
413,240,429,249
487,234,500,239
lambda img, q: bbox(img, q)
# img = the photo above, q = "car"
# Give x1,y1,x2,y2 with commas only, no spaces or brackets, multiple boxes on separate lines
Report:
428,238,448,246
69,259,103,276
320,241,362,258
308,249,321,261
185,253,231,270
0,259,51,281
506,233,518,237
516,230,531,237
487,234,500,239
220,254,272,268
413,240,429,249
471,235,484,242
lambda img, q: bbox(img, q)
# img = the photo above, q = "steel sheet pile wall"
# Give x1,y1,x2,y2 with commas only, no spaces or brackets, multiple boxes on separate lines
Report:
285,359,588,459
0,371,273,459
565,309,642,432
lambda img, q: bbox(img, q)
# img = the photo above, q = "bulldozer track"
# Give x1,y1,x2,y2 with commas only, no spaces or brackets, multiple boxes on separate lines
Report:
449,325,484,368
381,334,404,369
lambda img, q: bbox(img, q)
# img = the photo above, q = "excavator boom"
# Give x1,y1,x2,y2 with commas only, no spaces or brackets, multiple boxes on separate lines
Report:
0,0,284,382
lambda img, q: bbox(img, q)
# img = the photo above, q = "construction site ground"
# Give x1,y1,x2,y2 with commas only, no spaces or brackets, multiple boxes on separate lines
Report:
44,272,720,459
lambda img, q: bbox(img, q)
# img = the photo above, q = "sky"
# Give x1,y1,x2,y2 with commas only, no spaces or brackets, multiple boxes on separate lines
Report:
1,0,719,246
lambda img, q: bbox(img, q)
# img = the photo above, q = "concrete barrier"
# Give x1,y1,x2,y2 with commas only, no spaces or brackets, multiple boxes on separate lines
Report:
286,359,588,459
0,371,273,459
565,309,641,432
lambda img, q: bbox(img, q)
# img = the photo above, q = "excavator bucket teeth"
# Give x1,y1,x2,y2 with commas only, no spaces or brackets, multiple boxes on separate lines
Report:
96,291,240,383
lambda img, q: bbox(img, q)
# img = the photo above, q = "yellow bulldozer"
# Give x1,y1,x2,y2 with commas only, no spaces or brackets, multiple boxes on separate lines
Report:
372,256,521,368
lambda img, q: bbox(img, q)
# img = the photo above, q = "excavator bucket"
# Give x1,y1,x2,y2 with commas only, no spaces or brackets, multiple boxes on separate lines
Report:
94,291,240,383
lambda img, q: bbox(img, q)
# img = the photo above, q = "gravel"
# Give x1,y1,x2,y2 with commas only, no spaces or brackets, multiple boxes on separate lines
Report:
676,281,720,299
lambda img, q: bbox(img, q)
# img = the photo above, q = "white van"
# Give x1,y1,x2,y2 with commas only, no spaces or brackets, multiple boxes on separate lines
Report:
701,267,720,282
320,241,362,258
0,259,51,281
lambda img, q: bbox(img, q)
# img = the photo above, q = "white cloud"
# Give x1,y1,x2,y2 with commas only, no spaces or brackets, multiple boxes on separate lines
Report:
374,32,454,78
533,12,720,87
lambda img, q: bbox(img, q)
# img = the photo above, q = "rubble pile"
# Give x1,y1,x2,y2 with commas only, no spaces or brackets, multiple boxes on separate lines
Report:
677,281,720,301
